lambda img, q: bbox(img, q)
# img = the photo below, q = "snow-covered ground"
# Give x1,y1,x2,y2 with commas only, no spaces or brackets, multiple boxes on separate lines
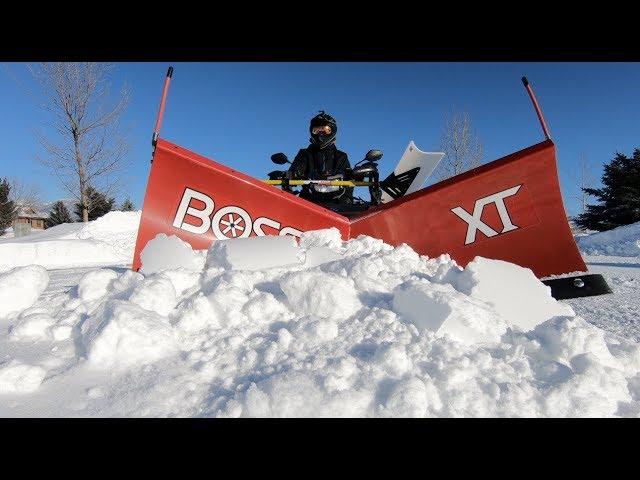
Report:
0,213,638,417
0,211,140,271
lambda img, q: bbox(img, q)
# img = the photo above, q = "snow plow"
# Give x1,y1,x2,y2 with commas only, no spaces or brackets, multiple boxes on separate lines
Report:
133,67,611,299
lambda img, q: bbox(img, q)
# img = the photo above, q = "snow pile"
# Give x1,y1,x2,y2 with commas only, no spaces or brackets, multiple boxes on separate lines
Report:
577,222,640,257
1,229,639,417
76,211,141,258
0,211,140,271
0,265,49,319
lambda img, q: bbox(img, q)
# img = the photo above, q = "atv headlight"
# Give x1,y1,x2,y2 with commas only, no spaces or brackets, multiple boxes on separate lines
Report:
311,184,339,193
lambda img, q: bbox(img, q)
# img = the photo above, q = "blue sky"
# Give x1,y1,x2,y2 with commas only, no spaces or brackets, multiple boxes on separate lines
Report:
1,62,639,216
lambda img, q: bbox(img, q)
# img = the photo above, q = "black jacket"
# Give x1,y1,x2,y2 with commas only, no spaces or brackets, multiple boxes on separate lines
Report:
288,144,352,203
289,144,350,179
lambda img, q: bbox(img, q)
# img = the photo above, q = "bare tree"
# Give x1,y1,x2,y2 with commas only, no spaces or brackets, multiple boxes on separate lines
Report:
571,153,596,215
8,178,42,211
29,63,129,222
435,109,483,181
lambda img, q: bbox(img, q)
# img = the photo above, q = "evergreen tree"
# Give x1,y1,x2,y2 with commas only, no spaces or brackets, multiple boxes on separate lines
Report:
0,178,17,236
576,148,640,231
74,186,115,221
45,201,73,228
120,198,135,211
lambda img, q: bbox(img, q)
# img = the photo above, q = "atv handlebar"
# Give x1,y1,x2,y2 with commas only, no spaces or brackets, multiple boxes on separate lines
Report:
264,179,375,187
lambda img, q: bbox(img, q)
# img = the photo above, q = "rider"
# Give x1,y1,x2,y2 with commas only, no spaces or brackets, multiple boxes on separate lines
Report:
288,111,353,204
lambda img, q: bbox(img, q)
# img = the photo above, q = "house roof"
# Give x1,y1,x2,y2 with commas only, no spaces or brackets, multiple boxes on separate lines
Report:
16,207,48,219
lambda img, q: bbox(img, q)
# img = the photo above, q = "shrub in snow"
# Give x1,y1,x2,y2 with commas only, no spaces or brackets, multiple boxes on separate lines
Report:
45,200,73,228
0,361,46,394
0,265,48,319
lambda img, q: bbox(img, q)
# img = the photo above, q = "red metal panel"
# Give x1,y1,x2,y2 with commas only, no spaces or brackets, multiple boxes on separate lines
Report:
349,140,587,278
132,138,586,279
132,139,350,271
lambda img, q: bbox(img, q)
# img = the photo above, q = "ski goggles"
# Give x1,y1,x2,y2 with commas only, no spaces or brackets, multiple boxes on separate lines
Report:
311,125,332,135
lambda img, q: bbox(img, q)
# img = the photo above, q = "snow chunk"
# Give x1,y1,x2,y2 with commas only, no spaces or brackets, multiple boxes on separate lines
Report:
298,228,344,251
205,235,300,271
393,278,507,344
449,257,574,331
128,275,177,316
0,361,46,394
9,313,56,341
82,300,179,370
531,316,621,369
0,265,49,319
280,270,361,320
77,269,119,302
380,377,441,417
240,372,325,417
140,233,205,274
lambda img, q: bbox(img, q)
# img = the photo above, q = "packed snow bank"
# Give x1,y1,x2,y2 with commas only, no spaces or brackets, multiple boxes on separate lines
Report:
0,265,48,319
2,229,639,417
577,222,640,257
0,211,140,271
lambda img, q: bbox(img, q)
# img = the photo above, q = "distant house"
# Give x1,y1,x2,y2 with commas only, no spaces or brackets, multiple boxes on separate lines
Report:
13,206,47,230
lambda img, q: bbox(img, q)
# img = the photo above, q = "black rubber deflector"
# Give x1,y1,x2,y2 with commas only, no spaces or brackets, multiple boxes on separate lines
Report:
542,274,613,300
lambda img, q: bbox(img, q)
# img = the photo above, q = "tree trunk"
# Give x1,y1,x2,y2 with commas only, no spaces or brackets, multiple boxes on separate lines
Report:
74,133,89,223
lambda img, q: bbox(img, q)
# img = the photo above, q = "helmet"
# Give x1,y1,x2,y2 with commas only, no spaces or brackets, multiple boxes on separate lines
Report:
309,110,337,149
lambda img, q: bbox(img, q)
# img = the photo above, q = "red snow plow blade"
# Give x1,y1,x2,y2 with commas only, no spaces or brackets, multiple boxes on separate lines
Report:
133,137,586,278
132,70,608,298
